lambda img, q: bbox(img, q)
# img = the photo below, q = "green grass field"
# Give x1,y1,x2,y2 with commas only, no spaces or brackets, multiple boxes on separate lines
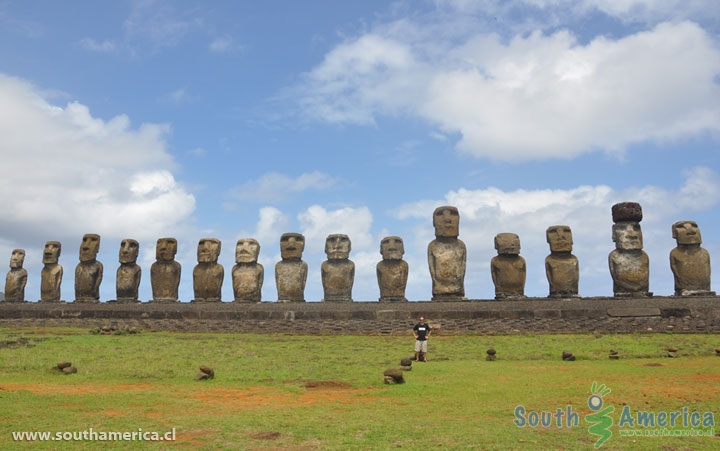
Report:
0,327,718,450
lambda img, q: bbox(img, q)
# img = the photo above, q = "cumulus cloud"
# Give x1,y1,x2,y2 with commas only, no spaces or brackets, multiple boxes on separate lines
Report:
228,171,338,203
393,166,720,299
296,16,720,161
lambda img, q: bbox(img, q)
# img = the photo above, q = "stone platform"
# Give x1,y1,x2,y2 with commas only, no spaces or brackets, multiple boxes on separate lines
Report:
1,296,718,334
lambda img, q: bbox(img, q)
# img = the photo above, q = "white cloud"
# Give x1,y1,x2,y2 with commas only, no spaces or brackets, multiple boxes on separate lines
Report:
79,38,117,53
393,166,720,299
229,171,338,203
0,73,196,245
209,35,244,54
297,18,720,161
123,0,203,50
160,87,194,105
298,205,374,255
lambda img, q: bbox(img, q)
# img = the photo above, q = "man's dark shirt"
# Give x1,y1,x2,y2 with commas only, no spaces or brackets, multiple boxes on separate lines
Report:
414,323,430,341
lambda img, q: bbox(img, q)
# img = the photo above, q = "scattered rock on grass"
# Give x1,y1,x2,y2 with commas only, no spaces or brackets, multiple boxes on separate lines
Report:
400,365,412,371
383,369,405,384
562,350,575,361
195,365,214,380
715,347,720,356
62,366,77,375
609,350,619,360
667,347,679,358
56,361,72,370
486,348,497,361
400,358,413,367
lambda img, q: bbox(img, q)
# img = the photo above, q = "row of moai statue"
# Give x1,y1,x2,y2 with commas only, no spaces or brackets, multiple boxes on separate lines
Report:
2,203,714,302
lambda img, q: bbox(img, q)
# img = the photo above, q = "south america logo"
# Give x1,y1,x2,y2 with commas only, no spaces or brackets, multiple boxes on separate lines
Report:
585,382,614,448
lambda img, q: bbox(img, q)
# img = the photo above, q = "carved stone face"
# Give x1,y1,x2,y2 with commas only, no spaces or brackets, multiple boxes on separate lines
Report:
433,206,460,238
43,241,61,264
495,233,520,255
156,238,177,262
197,238,221,263
612,222,643,250
325,234,351,260
672,221,702,245
236,238,260,263
119,239,139,264
79,234,100,262
280,233,304,260
546,225,573,252
10,249,25,269
380,236,404,260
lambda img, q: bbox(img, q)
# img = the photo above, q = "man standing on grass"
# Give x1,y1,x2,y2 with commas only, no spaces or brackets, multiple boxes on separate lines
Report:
413,316,432,362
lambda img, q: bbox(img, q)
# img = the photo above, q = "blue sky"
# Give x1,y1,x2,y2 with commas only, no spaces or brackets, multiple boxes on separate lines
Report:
1,0,719,302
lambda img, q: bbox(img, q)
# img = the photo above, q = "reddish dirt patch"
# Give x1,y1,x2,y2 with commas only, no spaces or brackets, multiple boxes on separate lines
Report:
101,409,126,417
2,383,153,395
175,429,214,449
303,380,352,389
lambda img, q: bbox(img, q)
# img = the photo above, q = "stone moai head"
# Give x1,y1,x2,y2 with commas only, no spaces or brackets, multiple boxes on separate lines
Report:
280,233,305,260
325,234,351,260
612,202,643,251
495,233,521,255
433,206,460,238
197,238,221,263
236,238,260,264
380,236,404,261
672,221,702,245
547,225,573,252
119,239,139,264
79,234,100,262
10,249,25,269
156,238,177,262
43,241,61,264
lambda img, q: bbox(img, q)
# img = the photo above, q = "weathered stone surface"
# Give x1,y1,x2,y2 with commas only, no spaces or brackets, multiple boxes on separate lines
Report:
116,239,141,303
195,372,211,380
75,234,103,303
670,221,714,296
428,206,466,301
377,236,408,302
400,358,413,366
193,238,223,302
40,241,63,302
487,348,496,355
321,234,354,302
486,354,497,361
275,233,307,302
400,365,412,371
56,361,72,369
491,233,526,300
62,366,77,374
151,238,181,302
562,350,575,361
609,205,651,297
607,308,660,317
612,202,642,223
233,238,263,302
199,365,215,378
4,249,27,302
383,368,405,384
545,226,579,298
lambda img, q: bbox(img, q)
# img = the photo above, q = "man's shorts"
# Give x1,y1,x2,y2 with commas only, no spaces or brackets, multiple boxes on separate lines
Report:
415,340,427,353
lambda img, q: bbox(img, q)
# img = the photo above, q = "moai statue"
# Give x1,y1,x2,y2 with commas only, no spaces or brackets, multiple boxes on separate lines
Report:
150,238,181,302
491,233,526,299
275,233,307,302
428,206,466,301
377,236,409,302
116,239,141,303
75,234,103,303
232,238,263,302
670,221,714,296
4,249,27,302
545,225,580,298
609,202,651,297
321,234,354,302
40,241,63,302
193,238,223,302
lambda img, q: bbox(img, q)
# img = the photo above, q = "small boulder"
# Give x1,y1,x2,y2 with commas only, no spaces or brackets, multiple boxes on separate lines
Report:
62,366,77,374
609,350,619,360
199,365,215,379
195,372,211,381
487,348,496,356
486,355,496,361
400,358,413,367
56,361,72,370
562,350,574,361
400,365,412,371
383,368,405,384
715,347,720,356
667,351,678,358
667,346,679,353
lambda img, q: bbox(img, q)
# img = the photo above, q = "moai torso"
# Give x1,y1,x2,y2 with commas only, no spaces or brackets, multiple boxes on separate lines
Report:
491,233,526,299
193,238,223,302
116,239,141,302
545,226,579,297
428,206,466,300
40,241,63,302
75,234,103,302
151,238,181,302
669,221,713,296
232,238,263,302
322,234,354,301
275,233,307,302
377,236,408,302
608,202,651,297
4,249,27,302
